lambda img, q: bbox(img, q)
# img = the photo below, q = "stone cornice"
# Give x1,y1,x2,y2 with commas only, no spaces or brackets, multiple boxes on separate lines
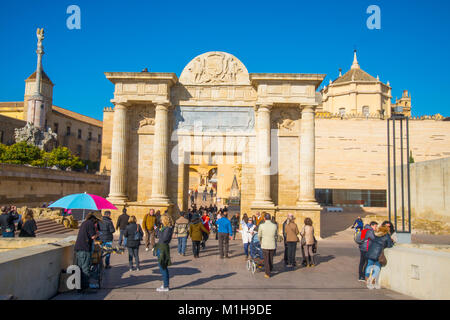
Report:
105,72,178,86
250,73,326,89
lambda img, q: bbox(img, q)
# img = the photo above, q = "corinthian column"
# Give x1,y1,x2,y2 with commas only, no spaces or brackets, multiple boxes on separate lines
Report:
150,103,171,204
252,104,274,207
108,103,128,203
297,105,320,208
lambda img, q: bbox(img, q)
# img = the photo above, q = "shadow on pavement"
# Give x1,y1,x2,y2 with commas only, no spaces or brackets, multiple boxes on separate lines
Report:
320,208,374,239
174,272,236,289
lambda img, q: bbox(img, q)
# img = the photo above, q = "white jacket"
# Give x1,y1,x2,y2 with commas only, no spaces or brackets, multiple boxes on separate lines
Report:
240,221,255,244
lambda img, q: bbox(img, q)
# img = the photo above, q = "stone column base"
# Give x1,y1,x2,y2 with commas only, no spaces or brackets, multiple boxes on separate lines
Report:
274,206,322,240
107,196,128,206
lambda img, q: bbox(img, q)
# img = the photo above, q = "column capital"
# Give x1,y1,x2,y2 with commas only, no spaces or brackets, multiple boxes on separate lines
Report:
301,104,317,113
155,102,172,112
254,103,272,112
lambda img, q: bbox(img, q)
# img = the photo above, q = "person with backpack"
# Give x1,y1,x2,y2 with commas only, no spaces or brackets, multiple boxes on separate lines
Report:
174,212,189,256
365,225,394,289
355,221,378,282
98,211,116,268
124,216,143,272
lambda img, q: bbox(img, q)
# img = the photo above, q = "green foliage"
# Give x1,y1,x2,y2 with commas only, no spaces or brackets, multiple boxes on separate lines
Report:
409,150,415,164
0,142,42,164
0,143,83,170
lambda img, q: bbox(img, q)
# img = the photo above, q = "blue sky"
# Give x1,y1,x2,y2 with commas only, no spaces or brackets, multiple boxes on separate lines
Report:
1,0,449,120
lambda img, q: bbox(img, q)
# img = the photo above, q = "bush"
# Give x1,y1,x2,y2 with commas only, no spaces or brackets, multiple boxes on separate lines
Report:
0,143,83,170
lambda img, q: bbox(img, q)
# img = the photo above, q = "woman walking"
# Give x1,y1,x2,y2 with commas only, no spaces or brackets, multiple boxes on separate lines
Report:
155,215,174,292
189,215,209,258
284,214,299,267
240,215,254,260
124,216,143,272
300,217,316,267
18,209,37,237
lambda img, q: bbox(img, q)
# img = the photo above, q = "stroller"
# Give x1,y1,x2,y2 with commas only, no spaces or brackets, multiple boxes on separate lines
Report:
246,233,264,274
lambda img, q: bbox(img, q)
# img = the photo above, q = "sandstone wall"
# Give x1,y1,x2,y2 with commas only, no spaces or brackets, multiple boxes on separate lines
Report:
0,164,110,207
0,114,26,145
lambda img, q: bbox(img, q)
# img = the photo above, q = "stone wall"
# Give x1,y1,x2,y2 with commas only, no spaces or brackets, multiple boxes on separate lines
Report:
380,244,450,300
316,118,450,191
0,164,110,207
0,237,74,300
0,114,26,145
392,157,450,222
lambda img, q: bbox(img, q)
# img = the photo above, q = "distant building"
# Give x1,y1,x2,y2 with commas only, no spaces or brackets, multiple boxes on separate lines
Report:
0,29,102,165
391,90,412,117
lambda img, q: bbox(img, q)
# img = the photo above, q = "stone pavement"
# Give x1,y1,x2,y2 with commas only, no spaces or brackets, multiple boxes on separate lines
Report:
53,226,413,300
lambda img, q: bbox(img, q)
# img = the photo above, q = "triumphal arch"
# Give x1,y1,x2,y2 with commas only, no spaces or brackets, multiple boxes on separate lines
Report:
102,52,325,233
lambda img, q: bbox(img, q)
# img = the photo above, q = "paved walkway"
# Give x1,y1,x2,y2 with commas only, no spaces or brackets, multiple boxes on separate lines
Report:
54,226,413,300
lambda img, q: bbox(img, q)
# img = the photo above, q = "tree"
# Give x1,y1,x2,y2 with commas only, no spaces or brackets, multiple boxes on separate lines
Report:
41,147,84,170
409,151,415,164
0,142,42,165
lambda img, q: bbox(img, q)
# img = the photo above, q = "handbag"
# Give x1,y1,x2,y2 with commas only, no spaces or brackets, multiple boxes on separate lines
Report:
133,224,142,241
379,249,387,266
312,236,318,253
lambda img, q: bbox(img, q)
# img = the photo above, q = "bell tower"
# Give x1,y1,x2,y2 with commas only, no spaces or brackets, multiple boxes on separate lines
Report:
24,28,53,128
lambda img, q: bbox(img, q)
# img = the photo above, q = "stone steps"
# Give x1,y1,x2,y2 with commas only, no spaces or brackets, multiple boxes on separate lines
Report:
14,218,74,236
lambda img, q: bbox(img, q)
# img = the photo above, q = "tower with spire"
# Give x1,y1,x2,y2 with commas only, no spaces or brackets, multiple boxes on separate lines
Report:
24,28,53,129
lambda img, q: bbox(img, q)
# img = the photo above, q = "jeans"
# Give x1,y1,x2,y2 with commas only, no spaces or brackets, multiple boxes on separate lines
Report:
365,259,381,279
359,250,368,279
178,236,187,254
244,242,249,257
218,232,230,257
2,231,14,238
119,229,127,247
192,240,201,257
127,247,140,269
286,242,297,265
157,249,170,287
102,241,112,266
76,250,91,289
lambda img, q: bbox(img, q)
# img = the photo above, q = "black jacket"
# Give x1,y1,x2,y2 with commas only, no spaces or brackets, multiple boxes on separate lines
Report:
98,216,115,242
124,223,143,248
157,226,173,244
0,211,19,233
116,213,130,231
18,219,37,237
366,227,394,261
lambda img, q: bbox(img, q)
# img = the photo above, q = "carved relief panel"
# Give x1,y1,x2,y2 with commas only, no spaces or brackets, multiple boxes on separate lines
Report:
271,107,301,135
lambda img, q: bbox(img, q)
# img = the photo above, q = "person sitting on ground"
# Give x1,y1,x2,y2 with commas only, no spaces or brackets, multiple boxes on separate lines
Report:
124,215,143,272
365,225,394,290
18,208,37,237
174,212,189,256
98,210,115,269
0,205,19,238
258,213,278,278
189,215,209,258
155,215,174,292
351,216,364,232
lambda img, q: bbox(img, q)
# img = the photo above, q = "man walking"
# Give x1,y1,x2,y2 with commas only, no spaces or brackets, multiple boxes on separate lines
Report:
174,212,189,256
116,208,129,247
216,212,233,258
74,212,101,292
258,213,278,278
143,209,157,252
230,213,240,240
98,210,115,269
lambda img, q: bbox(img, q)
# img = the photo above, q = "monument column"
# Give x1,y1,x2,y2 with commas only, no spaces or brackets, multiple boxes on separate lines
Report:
108,103,128,203
150,102,171,204
252,104,274,207
297,104,320,208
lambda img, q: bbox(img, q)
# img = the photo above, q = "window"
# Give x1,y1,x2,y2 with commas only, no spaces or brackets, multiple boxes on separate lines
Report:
54,123,59,134
66,126,71,136
88,132,92,141
362,106,370,118
78,129,82,139
98,134,102,143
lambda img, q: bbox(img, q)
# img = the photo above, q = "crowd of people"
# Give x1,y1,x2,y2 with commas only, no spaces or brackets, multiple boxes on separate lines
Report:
0,205,38,238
